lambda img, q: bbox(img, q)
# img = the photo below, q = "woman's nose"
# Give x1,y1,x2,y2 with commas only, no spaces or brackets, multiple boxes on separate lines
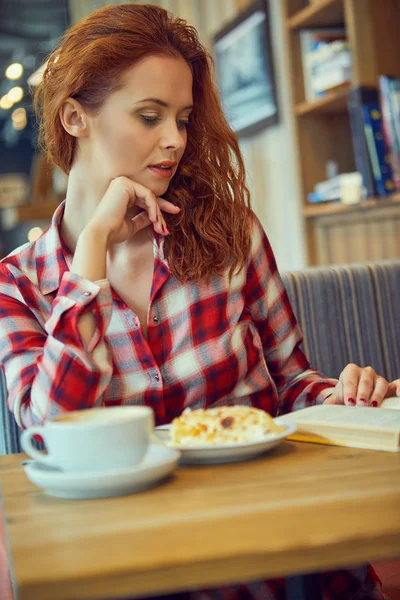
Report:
161,121,186,150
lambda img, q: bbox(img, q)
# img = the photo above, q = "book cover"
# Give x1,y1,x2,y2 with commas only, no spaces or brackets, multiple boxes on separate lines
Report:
379,75,400,191
361,103,395,196
348,87,376,197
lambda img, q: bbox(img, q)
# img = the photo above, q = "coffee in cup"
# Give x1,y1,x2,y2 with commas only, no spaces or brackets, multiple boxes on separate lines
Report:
21,406,154,473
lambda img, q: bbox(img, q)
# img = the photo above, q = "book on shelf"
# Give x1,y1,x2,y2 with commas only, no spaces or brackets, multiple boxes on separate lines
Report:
362,103,395,196
300,28,350,103
348,87,376,197
279,399,400,452
379,75,400,191
308,172,363,205
348,86,395,198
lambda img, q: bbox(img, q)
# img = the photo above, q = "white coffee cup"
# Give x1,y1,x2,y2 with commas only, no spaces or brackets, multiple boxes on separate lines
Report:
21,406,154,473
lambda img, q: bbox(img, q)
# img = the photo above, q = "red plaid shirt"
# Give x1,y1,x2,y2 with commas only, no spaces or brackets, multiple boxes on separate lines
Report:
0,202,382,599
0,202,335,428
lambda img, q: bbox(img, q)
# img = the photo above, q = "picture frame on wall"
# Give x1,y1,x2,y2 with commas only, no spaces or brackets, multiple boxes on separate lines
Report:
213,0,279,138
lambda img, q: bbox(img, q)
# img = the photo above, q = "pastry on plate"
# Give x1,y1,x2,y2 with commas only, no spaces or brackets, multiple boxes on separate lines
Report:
169,405,285,446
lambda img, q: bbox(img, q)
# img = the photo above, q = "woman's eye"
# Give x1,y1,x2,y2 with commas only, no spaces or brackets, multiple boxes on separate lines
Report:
177,120,191,130
140,115,191,130
140,116,160,127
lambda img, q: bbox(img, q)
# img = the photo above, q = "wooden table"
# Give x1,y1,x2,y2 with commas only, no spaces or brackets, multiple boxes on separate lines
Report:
1,441,400,600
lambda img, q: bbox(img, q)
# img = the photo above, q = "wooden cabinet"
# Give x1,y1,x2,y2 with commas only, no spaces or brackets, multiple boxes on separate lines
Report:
283,0,400,265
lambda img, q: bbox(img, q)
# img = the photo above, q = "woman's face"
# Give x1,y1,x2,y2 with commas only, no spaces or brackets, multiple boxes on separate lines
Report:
82,55,193,196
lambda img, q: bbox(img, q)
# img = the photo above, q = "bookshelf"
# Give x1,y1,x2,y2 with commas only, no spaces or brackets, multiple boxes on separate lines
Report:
295,85,350,116
283,0,400,265
303,192,400,218
287,0,345,29
14,203,59,221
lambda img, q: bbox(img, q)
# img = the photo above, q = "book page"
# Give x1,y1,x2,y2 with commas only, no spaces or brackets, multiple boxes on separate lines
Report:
381,397,400,409
279,405,400,433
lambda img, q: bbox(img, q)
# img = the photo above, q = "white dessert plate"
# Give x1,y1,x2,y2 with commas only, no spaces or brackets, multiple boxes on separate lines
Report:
154,419,297,464
23,444,180,499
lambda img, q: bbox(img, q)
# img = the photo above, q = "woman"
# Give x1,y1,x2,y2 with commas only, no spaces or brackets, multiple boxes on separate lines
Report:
0,5,398,599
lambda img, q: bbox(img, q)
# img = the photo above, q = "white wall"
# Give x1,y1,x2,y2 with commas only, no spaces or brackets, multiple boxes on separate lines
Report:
237,0,306,271
68,0,307,271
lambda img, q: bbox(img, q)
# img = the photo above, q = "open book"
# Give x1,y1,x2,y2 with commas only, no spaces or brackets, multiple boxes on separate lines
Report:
279,399,400,452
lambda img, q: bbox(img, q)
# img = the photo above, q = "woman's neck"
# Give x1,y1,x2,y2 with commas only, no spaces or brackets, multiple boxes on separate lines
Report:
61,163,109,252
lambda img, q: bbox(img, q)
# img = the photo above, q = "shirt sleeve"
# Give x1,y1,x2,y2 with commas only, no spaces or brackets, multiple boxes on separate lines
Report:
245,216,337,414
0,264,113,428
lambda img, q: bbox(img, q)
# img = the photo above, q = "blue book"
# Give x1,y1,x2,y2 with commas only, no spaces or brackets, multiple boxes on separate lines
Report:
379,75,400,191
348,88,376,197
361,103,395,196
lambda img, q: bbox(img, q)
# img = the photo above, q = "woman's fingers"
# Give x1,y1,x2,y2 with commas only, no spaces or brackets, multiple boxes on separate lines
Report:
130,211,152,236
354,368,389,406
121,178,176,236
385,379,400,398
157,198,181,214
355,366,376,405
336,363,390,406
97,176,179,242
123,178,159,223
339,363,359,405
368,376,389,407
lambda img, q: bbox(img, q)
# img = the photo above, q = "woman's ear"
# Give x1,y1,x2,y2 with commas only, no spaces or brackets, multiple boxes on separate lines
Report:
59,98,89,138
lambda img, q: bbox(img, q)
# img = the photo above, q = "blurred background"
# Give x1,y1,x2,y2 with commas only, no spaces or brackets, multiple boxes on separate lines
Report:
0,0,400,272
0,0,69,253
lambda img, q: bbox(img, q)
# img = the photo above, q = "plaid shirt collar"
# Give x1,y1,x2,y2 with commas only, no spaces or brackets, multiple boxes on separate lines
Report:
34,200,170,296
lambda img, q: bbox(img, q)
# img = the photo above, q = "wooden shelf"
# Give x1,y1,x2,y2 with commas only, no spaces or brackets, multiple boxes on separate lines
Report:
284,0,400,265
14,203,59,222
287,0,344,30
295,86,350,116
303,193,400,218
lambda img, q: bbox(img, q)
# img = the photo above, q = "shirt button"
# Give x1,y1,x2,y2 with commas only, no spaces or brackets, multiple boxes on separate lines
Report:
154,374,160,381
83,291,91,297
153,316,159,323
127,315,137,327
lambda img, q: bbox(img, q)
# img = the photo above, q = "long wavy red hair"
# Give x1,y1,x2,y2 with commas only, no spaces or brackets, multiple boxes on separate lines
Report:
34,4,252,283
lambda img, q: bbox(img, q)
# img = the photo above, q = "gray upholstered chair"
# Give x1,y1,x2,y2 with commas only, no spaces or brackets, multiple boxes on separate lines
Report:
0,369,21,455
281,259,400,382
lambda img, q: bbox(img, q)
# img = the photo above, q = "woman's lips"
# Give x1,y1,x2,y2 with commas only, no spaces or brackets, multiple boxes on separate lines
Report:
148,166,174,178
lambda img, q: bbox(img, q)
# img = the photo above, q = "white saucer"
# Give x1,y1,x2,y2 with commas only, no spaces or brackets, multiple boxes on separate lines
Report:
23,444,181,499
154,419,297,464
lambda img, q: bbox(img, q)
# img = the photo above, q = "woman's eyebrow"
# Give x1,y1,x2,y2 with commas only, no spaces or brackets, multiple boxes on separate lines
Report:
135,97,193,110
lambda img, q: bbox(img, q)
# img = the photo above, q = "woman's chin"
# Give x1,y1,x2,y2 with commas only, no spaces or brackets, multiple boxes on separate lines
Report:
143,169,175,194
115,171,171,197
146,180,171,197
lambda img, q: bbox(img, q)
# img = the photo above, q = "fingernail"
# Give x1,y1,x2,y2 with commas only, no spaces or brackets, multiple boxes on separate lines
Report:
348,398,356,405
371,400,378,407
358,398,368,405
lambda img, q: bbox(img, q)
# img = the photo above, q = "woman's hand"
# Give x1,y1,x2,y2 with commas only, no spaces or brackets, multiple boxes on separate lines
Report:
323,364,399,407
86,176,180,245
388,378,400,398
71,176,180,284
